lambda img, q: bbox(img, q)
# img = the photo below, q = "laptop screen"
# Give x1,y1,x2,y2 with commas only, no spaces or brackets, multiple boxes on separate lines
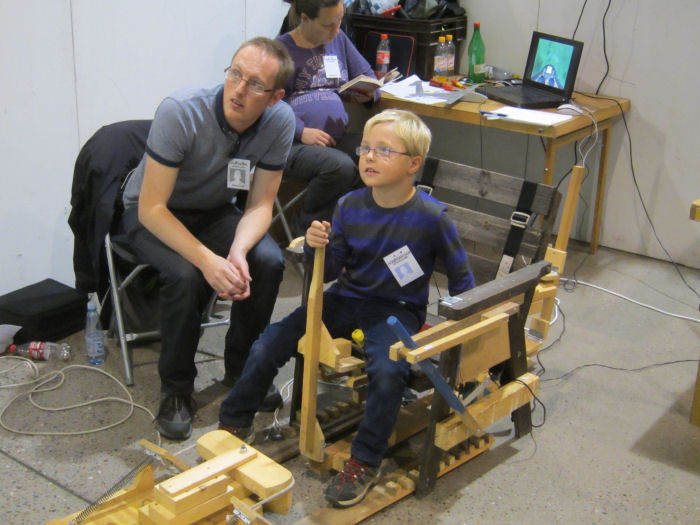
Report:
523,32,584,97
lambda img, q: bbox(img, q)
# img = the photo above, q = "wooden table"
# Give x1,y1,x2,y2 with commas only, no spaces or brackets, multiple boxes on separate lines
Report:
691,198,700,427
378,91,630,254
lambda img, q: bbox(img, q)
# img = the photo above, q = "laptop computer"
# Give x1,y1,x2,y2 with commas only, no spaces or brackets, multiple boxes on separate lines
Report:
476,32,584,109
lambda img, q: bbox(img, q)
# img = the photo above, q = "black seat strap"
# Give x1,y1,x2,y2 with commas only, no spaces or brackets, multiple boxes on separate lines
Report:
416,156,439,195
496,180,538,278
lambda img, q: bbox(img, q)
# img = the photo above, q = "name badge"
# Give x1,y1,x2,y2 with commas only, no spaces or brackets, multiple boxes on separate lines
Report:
323,55,341,79
227,158,250,190
383,245,424,287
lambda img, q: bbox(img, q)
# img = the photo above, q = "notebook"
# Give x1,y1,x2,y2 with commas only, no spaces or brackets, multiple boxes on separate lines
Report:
476,32,584,109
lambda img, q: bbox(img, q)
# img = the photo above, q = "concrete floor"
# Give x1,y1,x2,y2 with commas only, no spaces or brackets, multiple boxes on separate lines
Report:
1,242,699,524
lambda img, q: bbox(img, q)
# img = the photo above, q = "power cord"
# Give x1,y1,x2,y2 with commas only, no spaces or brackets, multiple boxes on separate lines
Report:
560,277,700,324
586,93,700,304
0,360,160,444
542,359,699,383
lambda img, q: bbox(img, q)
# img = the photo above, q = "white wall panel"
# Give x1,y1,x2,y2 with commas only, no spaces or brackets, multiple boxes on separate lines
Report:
0,0,78,295
71,0,247,144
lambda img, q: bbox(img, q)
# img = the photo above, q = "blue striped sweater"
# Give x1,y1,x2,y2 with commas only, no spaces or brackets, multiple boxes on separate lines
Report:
306,187,475,316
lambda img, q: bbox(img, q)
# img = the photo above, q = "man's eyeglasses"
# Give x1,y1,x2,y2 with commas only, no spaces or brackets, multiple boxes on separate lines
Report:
224,67,275,96
355,145,411,159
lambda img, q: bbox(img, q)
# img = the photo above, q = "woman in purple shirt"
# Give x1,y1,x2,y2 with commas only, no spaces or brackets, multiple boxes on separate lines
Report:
277,0,379,235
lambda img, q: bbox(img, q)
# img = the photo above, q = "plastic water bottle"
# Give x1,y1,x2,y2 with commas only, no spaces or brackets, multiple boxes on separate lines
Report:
8,341,71,361
468,22,486,83
445,34,456,77
85,302,105,365
433,36,447,80
375,33,391,75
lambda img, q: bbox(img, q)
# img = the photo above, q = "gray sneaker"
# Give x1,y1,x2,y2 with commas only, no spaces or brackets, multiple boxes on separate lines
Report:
325,457,381,507
155,394,196,440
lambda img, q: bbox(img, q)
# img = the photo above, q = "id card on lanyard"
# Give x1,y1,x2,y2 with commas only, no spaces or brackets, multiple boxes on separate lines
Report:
227,158,251,190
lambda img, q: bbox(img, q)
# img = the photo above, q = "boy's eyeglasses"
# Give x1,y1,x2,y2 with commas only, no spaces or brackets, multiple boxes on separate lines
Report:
224,67,275,96
355,145,411,159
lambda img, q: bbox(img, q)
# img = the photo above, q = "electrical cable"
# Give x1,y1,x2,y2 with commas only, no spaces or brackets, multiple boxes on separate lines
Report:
594,0,613,95
514,378,546,428
0,362,161,445
585,94,700,302
0,355,40,388
572,0,589,39
560,277,700,323
542,359,699,383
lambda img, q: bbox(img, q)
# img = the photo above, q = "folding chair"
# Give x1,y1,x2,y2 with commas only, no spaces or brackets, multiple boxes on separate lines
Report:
104,233,229,386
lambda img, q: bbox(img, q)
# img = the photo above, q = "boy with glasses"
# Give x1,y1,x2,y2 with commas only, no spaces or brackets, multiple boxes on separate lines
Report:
120,37,295,440
218,109,475,507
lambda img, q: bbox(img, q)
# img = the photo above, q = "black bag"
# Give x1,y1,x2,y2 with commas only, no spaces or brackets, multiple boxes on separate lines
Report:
0,279,87,345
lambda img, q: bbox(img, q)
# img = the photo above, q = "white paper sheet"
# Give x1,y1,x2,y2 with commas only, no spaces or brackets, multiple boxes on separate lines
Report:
484,106,573,126
380,75,463,106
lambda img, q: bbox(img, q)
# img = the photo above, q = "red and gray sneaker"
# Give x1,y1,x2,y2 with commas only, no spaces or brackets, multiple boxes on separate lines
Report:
325,456,381,507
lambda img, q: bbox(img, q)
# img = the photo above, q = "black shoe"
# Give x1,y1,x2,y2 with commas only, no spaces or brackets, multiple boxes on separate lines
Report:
218,423,255,444
155,394,196,440
260,383,283,412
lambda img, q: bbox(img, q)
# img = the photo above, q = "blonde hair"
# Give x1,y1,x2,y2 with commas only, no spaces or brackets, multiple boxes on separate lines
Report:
363,109,432,158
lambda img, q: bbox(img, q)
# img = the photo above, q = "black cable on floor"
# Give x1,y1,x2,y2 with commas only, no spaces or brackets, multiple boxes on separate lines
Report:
541,359,699,383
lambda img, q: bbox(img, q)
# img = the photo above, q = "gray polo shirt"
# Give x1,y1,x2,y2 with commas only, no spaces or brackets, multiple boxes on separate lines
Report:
122,84,295,210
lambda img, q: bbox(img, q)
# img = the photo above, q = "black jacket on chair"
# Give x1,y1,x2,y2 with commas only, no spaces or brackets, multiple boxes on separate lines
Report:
68,120,152,295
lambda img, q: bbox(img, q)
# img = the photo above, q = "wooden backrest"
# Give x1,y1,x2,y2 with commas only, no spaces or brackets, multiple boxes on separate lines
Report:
417,158,562,285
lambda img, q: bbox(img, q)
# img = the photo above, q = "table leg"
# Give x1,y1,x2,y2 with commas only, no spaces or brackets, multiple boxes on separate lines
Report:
543,138,555,186
591,127,611,254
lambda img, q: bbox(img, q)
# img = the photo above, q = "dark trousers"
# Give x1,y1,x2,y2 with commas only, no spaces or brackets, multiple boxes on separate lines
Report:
219,293,421,467
120,204,284,395
284,132,364,234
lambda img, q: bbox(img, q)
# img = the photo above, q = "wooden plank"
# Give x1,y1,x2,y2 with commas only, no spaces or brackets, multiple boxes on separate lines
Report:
438,260,551,320
390,298,521,361
157,448,257,497
554,165,583,252
434,373,539,450
458,315,511,382
421,159,557,215
139,439,189,473
444,202,542,259
401,312,509,364
196,431,294,514
154,474,230,515
298,247,327,462
144,485,236,525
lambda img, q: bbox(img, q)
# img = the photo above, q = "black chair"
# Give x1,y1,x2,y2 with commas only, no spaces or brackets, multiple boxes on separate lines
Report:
70,120,228,386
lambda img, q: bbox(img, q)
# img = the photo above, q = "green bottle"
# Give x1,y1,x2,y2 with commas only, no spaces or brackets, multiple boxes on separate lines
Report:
468,22,486,83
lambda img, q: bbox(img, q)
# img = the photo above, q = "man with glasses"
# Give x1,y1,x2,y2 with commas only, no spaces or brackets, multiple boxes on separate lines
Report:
120,37,295,440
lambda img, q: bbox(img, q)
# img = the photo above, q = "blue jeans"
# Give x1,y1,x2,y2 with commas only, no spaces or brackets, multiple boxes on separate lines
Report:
120,204,284,395
219,293,422,467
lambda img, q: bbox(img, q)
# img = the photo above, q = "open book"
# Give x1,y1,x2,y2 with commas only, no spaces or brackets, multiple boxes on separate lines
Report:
338,68,401,95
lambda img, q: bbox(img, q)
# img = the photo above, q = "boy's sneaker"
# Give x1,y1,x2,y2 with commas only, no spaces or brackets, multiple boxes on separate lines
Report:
218,423,255,444
155,394,197,440
325,457,381,507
